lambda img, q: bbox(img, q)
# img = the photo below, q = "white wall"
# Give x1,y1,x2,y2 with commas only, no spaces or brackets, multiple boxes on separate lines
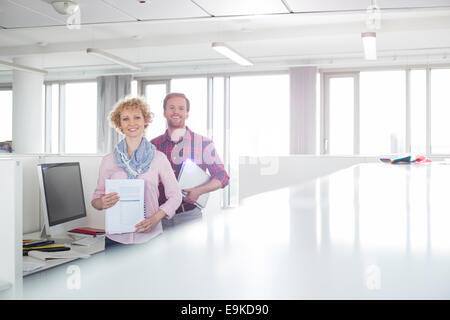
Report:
0,159,22,298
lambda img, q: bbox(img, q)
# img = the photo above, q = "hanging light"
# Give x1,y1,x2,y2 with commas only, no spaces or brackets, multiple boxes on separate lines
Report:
361,32,377,60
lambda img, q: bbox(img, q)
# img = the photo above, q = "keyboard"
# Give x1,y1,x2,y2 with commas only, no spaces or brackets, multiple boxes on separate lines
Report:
72,237,102,246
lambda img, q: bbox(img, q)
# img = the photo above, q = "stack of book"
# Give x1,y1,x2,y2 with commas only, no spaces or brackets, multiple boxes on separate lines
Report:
68,227,105,237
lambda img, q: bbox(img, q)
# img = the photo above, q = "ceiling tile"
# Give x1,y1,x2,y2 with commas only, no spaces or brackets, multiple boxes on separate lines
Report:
0,0,64,28
191,0,290,16
6,0,136,27
103,0,210,20
284,0,450,13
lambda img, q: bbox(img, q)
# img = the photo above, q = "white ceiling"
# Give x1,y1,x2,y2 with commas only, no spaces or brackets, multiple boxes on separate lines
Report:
1,0,450,79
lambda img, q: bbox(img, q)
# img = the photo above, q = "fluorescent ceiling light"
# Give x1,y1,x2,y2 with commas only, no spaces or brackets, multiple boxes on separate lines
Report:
212,42,253,66
86,48,143,71
0,60,48,74
361,32,377,60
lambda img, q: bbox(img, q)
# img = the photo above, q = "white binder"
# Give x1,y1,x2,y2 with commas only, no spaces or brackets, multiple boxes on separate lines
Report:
178,159,211,209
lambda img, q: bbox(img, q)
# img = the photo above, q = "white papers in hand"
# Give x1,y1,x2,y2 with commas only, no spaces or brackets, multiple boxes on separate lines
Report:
105,179,145,234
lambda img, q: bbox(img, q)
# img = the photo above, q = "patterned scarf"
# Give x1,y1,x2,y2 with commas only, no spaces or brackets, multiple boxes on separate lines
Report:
113,137,156,179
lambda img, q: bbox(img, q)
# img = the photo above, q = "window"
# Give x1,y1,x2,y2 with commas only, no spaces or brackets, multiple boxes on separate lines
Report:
64,82,97,153
0,88,13,142
171,77,208,137
431,69,450,154
360,71,406,155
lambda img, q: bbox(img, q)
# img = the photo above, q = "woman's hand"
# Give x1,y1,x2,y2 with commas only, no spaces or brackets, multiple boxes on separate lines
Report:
135,209,166,233
92,192,119,210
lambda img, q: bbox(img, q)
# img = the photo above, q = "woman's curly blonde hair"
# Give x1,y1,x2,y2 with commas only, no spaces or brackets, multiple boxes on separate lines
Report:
109,96,153,134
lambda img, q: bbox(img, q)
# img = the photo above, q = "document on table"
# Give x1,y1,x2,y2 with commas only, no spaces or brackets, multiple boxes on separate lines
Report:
105,179,145,234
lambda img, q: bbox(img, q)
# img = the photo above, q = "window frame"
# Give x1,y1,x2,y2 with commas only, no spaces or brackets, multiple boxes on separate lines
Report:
321,65,450,156
322,72,360,155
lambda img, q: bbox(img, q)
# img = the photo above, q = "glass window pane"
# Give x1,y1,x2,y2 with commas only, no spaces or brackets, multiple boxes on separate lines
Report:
0,90,13,142
431,69,450,154
316,73,321,155
144,83,167,141
360,71,406,155
329,77,354,155
213,77,225,160
230,74,289,157
131,80,138,97
410,70,426,155
170,78,208,137
64,82,97,153
51,84,60,153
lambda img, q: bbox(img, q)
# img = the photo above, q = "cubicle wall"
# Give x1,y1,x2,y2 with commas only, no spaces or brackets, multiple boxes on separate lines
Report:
2,153,444,235
0,153,221,235
0,159,22,298
239,155,379,201
238,155,450,201
0,154,104,234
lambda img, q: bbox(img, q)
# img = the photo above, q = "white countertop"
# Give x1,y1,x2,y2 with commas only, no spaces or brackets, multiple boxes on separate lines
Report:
21,163,450,299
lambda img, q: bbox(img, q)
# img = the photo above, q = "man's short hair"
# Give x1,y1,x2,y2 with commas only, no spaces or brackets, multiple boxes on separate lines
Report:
163,92,190,112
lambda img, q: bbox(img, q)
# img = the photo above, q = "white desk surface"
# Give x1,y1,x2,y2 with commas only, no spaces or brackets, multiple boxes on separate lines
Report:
21,163,450,299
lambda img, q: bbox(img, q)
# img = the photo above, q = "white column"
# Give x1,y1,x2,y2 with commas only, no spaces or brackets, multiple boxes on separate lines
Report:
12,56,45,154
289,66,317,154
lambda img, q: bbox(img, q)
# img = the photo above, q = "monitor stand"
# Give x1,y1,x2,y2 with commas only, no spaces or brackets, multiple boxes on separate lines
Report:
39,224,75,244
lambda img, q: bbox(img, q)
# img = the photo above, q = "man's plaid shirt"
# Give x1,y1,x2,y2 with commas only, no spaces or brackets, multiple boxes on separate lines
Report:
151,126,229,213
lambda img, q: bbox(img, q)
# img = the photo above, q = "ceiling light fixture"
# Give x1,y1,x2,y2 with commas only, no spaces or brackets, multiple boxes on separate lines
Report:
212,42,253,66
361,32,377,60
86,48,143,71
51,1,79,15
362,0,380,61
0,60,48,75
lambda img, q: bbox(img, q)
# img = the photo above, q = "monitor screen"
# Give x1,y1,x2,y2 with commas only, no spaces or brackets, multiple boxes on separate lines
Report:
39,162,87,226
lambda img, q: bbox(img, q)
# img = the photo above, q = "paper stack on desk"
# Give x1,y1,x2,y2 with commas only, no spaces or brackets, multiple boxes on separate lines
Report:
28,250,90,261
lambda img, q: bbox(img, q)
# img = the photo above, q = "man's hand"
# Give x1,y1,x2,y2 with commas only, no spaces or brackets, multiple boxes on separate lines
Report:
182,187,202,204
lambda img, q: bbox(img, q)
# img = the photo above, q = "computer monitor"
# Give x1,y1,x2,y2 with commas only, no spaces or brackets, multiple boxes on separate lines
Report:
37,162,88,238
